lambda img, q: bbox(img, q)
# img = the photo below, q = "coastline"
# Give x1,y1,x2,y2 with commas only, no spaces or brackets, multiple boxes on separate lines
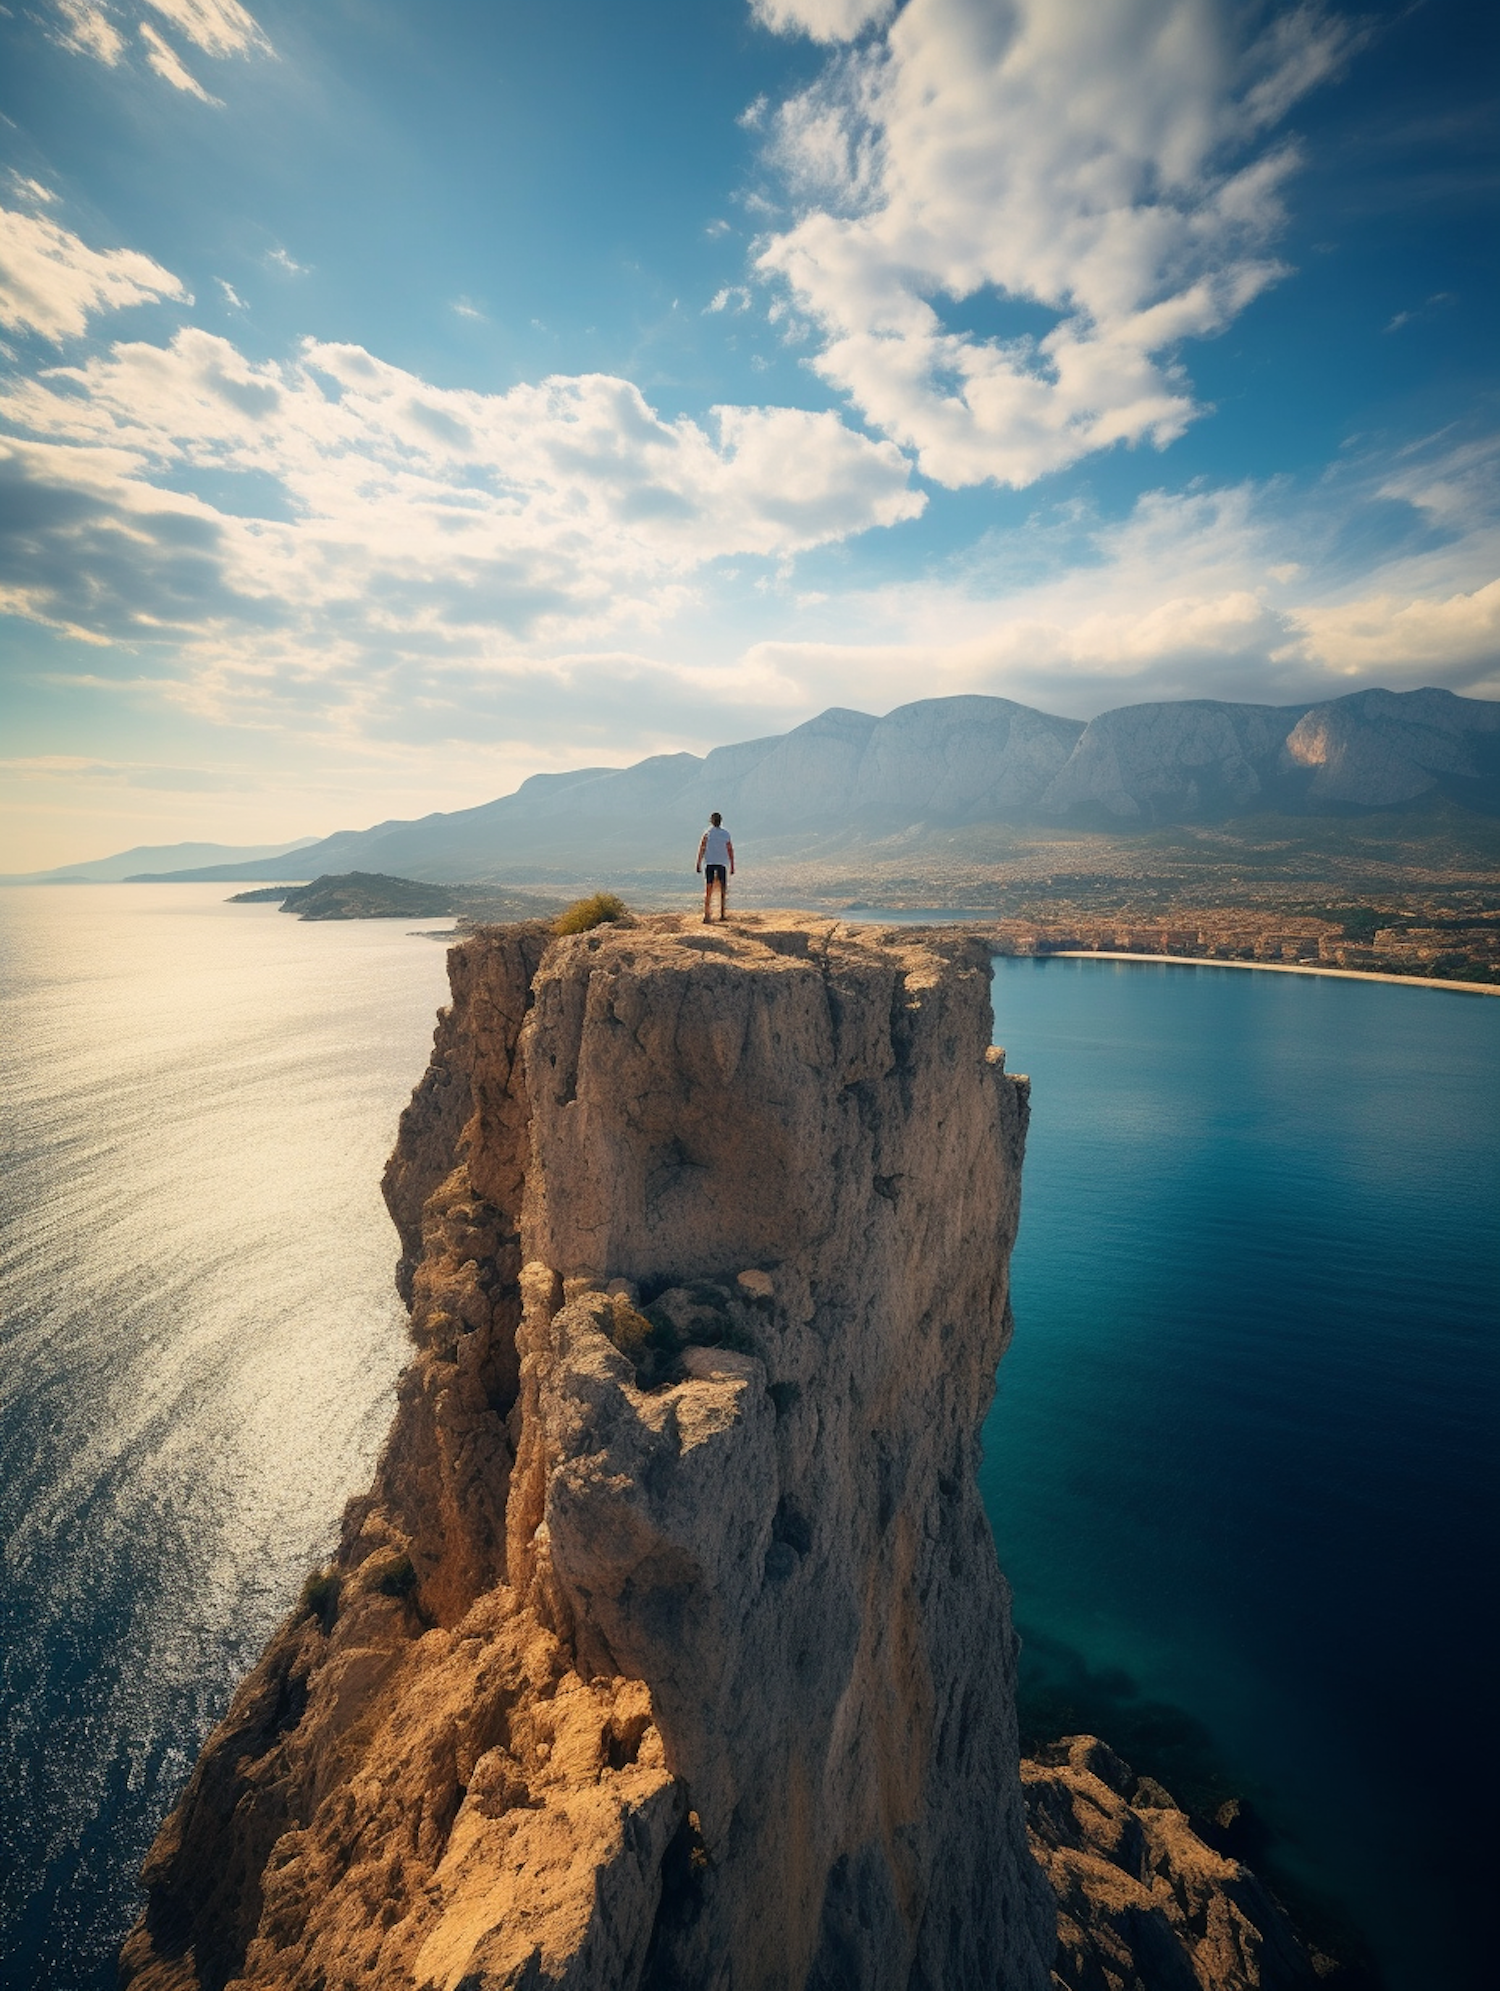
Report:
1040,950,1500,995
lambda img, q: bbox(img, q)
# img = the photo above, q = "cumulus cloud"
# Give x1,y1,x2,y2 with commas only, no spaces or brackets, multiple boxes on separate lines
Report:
0,326,922,671
1290,580,1500,681
755,0,1356,488
0,205,188,341
752,0,895,42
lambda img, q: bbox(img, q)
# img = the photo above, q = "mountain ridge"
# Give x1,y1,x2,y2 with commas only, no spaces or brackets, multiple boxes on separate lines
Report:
0,837,318,886
119,686,1500,887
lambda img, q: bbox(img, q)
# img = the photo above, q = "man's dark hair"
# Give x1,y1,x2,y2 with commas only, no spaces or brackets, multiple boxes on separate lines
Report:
710,812,722,826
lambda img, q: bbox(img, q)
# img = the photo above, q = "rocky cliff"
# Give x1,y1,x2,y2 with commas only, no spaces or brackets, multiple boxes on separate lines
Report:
119,913,1327,1991
120,914,1057,1991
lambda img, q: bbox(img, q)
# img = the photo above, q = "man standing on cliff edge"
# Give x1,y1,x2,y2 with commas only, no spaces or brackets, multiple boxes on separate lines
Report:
696,812,734,922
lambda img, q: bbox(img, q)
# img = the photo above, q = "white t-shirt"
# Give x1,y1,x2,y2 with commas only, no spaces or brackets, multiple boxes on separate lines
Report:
702,824,732,866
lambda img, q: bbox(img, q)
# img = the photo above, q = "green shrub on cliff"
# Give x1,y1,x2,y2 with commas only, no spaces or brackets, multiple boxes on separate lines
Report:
376,1554,419,1601
553,891,631,935
299,1567,340,1630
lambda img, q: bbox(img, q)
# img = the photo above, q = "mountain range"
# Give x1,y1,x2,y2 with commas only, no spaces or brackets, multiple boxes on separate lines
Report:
0,838,317,887
94,686,1500,886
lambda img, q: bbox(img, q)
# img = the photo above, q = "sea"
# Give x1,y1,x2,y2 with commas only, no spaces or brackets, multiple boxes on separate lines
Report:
0,886,1495,1990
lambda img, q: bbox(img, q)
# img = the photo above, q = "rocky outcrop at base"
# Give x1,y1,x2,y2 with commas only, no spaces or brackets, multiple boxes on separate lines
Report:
120,914,1056,1991
1026,1737,1326,1991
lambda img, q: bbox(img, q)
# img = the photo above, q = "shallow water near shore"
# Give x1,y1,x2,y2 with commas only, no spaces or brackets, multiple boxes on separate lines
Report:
0,893,1493,1988
983,955,1499,1989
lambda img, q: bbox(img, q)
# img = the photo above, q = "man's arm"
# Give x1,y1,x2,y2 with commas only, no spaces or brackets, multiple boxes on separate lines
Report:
696,832,708,872
726,838,735,875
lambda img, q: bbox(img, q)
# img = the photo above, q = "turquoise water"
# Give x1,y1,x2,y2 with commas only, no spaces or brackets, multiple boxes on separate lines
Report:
1,897,1494,1987
981,956,1499,1990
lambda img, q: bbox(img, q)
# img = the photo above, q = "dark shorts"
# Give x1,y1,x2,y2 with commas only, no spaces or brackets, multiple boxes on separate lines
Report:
705,864,727,886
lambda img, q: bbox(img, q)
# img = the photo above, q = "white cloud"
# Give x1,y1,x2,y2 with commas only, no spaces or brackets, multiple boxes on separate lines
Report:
0,325,922,673
706,286,752,314
1290,580,1500,681
755,0,1356,489
751,0,895,42
139,21,222,100
51,0,269,88
0,205,188,341
142,0,270,58
53,1,126,64
267,246,308,275
217,277,246,308
708,468,1500,717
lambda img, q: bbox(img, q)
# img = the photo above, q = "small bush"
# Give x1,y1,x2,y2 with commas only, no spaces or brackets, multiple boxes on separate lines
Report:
553,891,631,936
603,1280,758,1389
376,1554,419,1601
300,1568,340,1629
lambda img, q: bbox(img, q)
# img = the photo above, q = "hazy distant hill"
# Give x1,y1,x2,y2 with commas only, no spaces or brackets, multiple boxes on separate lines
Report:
2,837,317,886
133,687,1500,887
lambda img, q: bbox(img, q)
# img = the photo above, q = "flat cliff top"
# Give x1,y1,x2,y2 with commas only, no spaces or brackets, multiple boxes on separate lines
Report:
483,907,988,958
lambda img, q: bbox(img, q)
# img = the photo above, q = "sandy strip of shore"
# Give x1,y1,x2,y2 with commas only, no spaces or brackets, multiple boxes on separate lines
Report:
1037,950,1500,995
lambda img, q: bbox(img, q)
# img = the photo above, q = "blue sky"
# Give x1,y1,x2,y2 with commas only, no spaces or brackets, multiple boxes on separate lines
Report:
0,0,1495,867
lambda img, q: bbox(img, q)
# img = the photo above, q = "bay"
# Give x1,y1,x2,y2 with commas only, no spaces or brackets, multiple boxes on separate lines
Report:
982,955,1499,1991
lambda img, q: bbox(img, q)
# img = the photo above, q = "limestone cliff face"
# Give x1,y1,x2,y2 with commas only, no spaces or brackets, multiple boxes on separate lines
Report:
120,914,1055,1991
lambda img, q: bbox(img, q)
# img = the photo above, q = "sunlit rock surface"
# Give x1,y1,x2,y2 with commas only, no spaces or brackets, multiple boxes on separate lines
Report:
1026,1737,1323,1991
119,914,1053,1990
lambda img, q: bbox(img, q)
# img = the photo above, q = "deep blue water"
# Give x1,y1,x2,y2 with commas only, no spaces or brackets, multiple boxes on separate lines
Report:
981,956,1500,1991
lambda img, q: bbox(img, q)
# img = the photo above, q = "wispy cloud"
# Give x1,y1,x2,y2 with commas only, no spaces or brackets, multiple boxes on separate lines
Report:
0,205,187,341
266,246,308,276
0,754,240,790
139,20,221,101
216,277,246,308
754,0,1359,490
52,0,126,65
49,0,271,93
1384,291,1456,333
141,0,270,59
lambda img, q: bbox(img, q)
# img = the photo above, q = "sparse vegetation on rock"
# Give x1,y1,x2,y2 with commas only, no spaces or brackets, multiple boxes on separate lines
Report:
552,889,631,934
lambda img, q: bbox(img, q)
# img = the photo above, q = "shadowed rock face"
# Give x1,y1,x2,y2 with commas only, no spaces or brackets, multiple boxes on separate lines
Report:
119,914,1055,1991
